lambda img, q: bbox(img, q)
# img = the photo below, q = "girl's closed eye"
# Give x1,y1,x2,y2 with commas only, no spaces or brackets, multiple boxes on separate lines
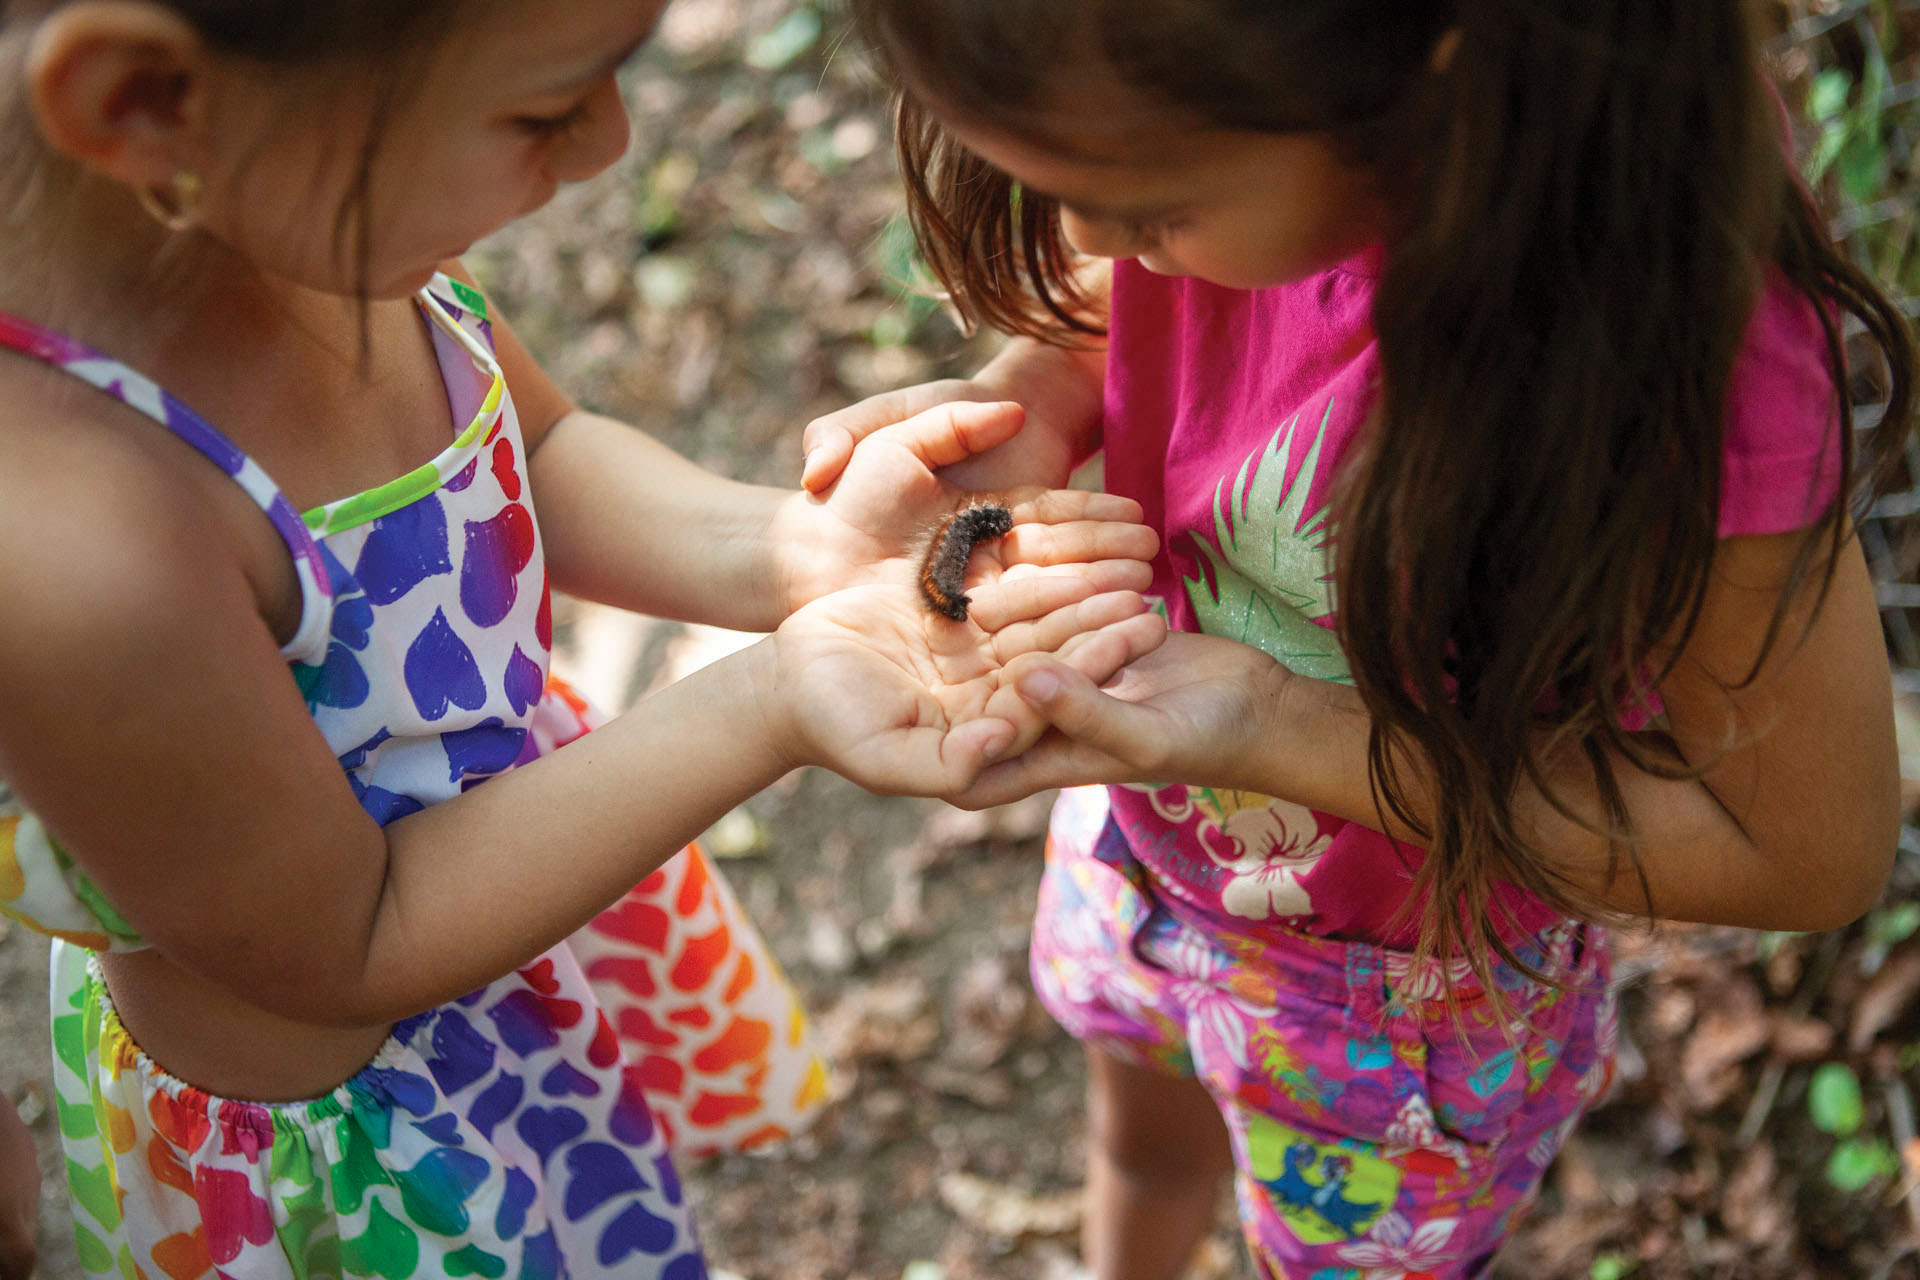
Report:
514,99,592,139
1068,202,1187,248
1121,212,1187,241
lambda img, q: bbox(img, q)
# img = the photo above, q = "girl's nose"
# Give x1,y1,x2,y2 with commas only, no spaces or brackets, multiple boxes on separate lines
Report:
550,78,632,185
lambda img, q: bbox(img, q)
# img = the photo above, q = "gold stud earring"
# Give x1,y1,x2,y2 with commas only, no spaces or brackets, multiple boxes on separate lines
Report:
134,171,204,232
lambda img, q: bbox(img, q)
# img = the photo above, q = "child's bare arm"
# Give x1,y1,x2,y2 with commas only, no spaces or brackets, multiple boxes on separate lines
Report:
978,530,1897,932
0,428,1160,1030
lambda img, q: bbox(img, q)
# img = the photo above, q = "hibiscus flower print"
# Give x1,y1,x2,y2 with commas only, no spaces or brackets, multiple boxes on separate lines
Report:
1335,1210,1465,1276
1140,922,1279,1070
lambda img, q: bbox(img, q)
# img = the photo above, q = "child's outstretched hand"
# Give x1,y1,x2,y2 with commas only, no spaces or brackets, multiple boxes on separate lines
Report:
761,572,1167,798
800,377,1018,494
949,632,1295,808
774,400,1153,614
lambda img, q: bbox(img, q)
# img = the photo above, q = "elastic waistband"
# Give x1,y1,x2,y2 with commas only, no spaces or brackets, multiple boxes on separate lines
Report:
74,948,424,1140
1088,818,1594,1030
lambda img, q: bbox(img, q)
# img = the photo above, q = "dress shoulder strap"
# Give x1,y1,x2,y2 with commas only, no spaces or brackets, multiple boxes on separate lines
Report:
0,309,337,664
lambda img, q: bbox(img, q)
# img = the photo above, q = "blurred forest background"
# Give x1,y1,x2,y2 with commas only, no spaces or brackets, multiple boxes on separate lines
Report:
3,1,1919,1278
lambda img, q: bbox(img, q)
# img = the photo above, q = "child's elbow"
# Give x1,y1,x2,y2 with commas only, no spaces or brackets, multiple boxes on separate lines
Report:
1782,809,1900,934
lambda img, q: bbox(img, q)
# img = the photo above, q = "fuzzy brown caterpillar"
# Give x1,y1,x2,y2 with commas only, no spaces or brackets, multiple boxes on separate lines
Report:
918,503,1013,621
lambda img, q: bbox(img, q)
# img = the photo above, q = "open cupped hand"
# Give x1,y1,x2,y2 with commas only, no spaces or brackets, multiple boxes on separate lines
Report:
775,401,1157,613
949,631,1296,809
767,574,1167,800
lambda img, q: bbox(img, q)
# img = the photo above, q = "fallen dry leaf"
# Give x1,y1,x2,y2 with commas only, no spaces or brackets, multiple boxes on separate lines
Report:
1767,1011,1836,1062
1722,1144,1787,1247
936,1172,1083,1239
948,955,1029,1070
1849,945,1920,1053
816,977,940,1065
1679,981,1769,1108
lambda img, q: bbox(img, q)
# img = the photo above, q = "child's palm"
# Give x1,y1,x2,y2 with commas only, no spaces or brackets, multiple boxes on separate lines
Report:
775,580,1164,797
787,402,1154,607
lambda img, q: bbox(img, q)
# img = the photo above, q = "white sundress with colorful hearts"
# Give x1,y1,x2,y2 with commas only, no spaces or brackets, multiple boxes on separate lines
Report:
0,275,827,1280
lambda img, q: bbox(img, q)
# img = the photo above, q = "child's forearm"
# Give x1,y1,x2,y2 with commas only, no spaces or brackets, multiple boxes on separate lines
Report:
529,410,793,630
1259,665,1895,933
321,641,795,1026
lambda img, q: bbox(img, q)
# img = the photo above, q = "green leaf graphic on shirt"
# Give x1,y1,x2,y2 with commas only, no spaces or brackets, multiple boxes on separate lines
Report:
1182,401,1352,683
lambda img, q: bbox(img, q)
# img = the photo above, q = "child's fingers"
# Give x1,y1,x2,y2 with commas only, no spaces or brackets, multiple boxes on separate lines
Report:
799,421,856,492
865,400,1027,476
974,614,1166,762
951,733,1123,809
1051,611,1169,684
801,382,984,490
996,518,1160,571
943,715,1020,780
1002,488,1146,527
974,560,1154,626
834,715,1016,797
1007,654,1168,772
801,390,921,491
960,567,1115,632
985,590,1153,661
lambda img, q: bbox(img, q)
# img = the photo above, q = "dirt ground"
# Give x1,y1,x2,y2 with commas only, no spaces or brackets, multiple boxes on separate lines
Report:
7,2,1920,1278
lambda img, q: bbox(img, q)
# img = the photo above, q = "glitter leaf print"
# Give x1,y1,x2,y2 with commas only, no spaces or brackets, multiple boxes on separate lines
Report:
1182,400,1351,683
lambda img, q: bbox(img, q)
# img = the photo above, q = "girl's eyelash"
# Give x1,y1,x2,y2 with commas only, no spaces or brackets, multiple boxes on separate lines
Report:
517,102,590,138
1118,213,1185,240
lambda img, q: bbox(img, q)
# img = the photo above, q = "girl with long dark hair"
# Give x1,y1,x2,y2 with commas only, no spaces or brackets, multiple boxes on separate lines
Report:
804,3,1919,1274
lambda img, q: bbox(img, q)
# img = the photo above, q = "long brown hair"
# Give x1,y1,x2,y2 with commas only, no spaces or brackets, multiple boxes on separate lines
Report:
854,0,1919,988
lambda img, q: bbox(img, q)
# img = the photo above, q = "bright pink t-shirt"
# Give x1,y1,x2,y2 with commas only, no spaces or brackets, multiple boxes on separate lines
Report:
1087,251,1841,945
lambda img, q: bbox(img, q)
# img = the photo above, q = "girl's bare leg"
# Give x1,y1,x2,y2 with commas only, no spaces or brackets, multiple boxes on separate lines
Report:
1082,1045,1234,1280
0,1094,38,1280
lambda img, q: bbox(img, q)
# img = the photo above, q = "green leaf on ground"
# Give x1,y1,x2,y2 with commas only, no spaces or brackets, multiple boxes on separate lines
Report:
1810,1062,1866,1136
1827,1138,1901,1192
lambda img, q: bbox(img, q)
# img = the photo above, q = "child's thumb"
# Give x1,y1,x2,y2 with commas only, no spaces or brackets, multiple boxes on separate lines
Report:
1014,659,1140,758
800,423,852,492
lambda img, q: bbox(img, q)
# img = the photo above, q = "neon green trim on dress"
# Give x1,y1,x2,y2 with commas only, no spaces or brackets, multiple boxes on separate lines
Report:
299,284,505,537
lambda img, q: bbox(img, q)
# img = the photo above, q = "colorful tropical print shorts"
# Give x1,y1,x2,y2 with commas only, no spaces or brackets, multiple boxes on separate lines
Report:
1030,820,1617,1279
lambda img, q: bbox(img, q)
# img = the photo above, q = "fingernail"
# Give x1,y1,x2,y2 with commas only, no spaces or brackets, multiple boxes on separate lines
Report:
983,729,1015,761
1018,671,1059,702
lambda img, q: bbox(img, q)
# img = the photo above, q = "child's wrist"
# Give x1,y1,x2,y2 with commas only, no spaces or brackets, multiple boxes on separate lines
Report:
739,633,809,776
1236,656,1309,796
764,491,829,619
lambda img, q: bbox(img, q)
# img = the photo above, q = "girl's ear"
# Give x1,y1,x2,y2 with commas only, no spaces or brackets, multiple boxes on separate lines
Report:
24,1,210,191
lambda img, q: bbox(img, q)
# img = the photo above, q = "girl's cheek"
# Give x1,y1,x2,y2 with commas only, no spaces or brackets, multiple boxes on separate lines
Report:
1136,250,1182,276
1059,210,1132,261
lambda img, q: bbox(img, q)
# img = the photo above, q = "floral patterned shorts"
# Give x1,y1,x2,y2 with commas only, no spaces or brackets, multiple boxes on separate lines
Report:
1030,819,1616,1279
